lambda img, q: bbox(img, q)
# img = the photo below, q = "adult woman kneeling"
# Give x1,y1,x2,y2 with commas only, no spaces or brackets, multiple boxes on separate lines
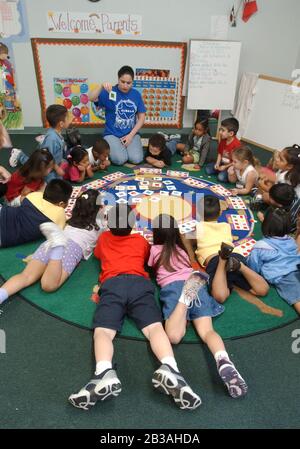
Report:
89,66,146,166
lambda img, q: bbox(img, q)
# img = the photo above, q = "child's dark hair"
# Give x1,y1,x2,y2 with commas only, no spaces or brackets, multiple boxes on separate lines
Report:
283,144,300,188
46,104,68,128
92,138,110,156
108,204,134,236
148,134,166,152
261,207,292,237
68,189,100,231
221,117,239,135
233,146,260,169
65,127,81,148
152,215,190,272
118,65,134,79
203,195,220,221
67,145,88,165
19,149,53,182
194,118,210,135
43,179,72,204
269,183,295,208
0,43,9,56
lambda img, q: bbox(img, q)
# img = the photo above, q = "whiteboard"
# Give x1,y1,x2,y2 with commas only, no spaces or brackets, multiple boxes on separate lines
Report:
31,38,186,128
187,40,241,110
243,76,300,151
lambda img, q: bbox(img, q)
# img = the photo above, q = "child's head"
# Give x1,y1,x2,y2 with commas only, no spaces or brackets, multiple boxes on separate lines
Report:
269,183,295,208
67,189,101,231
148,134,166,156
67,146,89,168
46,104,71,130
152,214,189,272
261,207,291,237
92,138,110,162
19,149,54,181
203,195,220,221
232,146,258,170
219,117,239,140
0,43,9,60
43,179,72,207
193,119,210,138
108,204,134,236
276,144,300,188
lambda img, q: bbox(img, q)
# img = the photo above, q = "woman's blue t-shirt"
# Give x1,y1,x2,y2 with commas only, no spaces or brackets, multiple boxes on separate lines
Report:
97,85,146,138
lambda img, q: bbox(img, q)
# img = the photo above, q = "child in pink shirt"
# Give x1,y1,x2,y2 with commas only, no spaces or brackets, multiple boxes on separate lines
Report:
61,146,93,183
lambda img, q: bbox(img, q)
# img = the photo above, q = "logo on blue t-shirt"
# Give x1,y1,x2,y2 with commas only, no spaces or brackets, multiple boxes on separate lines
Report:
115,99,137,130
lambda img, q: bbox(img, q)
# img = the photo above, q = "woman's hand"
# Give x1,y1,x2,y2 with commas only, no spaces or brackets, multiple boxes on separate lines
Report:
120,133,133,147
103,82,112,92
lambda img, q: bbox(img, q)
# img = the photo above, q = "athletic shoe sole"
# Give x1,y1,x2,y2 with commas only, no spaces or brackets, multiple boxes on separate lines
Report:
218,362,248,398
68,378,122,411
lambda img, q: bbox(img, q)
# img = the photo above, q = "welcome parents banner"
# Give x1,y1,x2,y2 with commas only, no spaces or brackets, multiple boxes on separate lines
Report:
47,11,142,36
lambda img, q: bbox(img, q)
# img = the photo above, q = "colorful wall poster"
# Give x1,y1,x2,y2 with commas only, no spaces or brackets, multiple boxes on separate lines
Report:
54,78,105,125
133,76,180,125
136,68,170,78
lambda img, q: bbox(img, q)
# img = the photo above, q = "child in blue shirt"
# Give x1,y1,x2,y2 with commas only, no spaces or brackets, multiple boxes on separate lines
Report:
9,105,72,181
247,207,300,314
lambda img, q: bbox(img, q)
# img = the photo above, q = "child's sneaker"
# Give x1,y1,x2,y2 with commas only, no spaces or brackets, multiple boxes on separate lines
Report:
178,271,209,308
225,256,241,272
152,364,201,410
169,133,181,140
9,148,22,167
68,368,122,410
217,358,248,398
157,131,170,141
39,222,68,248
35,134,46,144
218,242,234,260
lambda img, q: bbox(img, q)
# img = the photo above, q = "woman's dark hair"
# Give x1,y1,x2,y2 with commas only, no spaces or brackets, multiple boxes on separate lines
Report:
67,189,100,231
19,149,54,182
118,65,134,80
203,195,220,221
67,145,88,165
261,207,292,237
283,144,300,188
194,118,210,135
152,214,190,272
269,183,295,208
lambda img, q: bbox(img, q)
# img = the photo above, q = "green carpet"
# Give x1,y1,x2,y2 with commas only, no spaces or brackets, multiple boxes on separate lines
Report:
0,162,297,342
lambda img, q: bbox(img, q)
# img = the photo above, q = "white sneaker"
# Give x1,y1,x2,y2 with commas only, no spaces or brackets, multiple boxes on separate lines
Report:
9,148,22,168
40,222,68,248
169,133,181,140
35,134,46,144
157,131,169,141
178,271,209,308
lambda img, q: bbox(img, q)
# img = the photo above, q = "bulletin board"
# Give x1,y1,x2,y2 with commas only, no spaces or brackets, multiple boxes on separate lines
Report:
31,38,187,128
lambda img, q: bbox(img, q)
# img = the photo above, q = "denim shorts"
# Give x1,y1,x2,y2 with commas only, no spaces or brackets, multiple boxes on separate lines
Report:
32,239,83,274
275,270,300,305
159,280,225,321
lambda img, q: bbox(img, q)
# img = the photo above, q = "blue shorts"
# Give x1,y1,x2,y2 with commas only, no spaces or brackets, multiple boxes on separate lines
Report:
32,239,83,274
159,280,225,321
275,270,300,305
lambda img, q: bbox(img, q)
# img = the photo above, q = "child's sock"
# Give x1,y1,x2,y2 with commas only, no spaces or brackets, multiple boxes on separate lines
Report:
160,356,179,373
95,360,113,376
214,350,230,364
49,246,64,260
0,287,9,304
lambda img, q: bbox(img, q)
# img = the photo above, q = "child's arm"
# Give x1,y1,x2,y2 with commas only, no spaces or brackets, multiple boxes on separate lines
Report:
54,163,65,177
145,155,165,168
231,171,257,196
228,166,237,184
76,164,87,182
214,153,222,170
180,233,198,267
0,165,11,183
198,137,210,168
85,164,94,178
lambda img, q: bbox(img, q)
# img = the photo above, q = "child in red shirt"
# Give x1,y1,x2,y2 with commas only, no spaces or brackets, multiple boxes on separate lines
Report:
5,149,54,206
206,117,241,183
69,204,201,411
61,146,93,183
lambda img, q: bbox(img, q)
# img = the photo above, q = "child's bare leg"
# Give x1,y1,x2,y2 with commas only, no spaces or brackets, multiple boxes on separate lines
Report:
69,327,121,410
165,303,188,344
176,143,185,153
0,260,46,303
143,322,201,409
40,259,69,292
211,258,230,303
294,301,300,314
193,316,248,398
239,262,269,296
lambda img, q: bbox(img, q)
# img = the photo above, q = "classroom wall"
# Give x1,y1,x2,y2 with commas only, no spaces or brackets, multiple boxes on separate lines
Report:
12,0,300,129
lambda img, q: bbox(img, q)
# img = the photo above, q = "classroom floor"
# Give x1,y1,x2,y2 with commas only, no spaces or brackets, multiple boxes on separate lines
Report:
0,133,299,429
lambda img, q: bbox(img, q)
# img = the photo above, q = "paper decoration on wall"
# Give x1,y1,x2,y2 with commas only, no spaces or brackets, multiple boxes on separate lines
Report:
242,1,258,22
0,0,21,38
0,42,23,129
133,76,180,126
53,77,105,124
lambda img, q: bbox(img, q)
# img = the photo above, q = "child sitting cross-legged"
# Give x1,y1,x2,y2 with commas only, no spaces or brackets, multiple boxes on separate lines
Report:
184,195,269,304
227,146,259,196
68,204,201,411
148,214,248,399
0,189,106,304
